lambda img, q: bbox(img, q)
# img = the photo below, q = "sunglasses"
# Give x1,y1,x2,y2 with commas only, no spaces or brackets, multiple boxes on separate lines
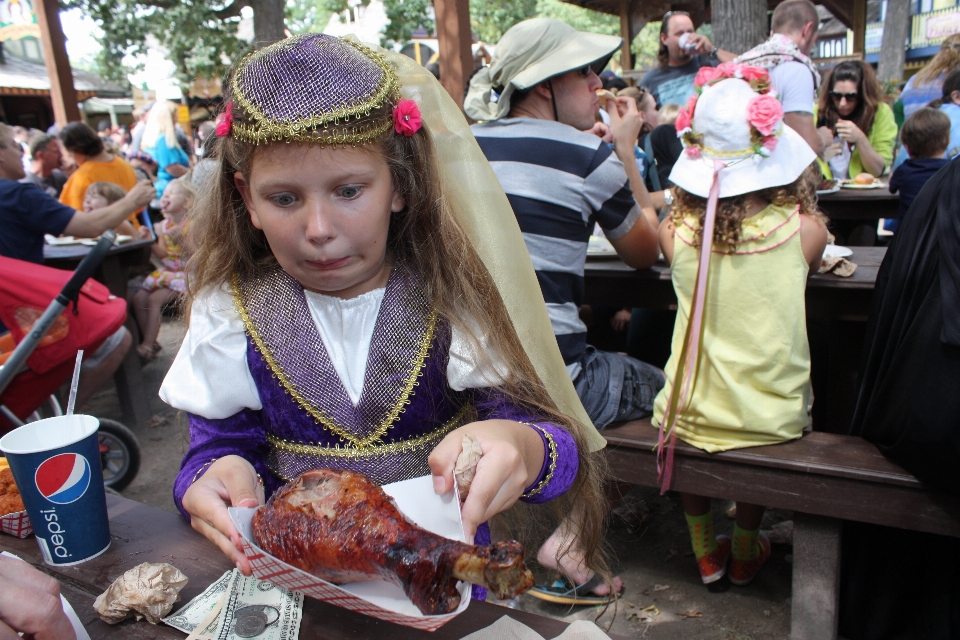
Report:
830,91,858,102
576,65,592,78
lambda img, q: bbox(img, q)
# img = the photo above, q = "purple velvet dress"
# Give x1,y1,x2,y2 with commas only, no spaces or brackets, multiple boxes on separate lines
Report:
172,265,578,599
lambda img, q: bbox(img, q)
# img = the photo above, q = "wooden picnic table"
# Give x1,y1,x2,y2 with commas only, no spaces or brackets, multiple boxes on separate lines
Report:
44,237,155,428
584,245,885,322
816,186,899,223
584,246,886,432
0,494,617,639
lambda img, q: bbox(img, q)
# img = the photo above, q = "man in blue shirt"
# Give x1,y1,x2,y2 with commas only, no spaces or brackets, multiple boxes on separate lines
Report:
0,123,154,409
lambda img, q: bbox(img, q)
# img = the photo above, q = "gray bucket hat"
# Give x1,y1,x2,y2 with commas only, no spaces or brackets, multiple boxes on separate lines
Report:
464,18,621,122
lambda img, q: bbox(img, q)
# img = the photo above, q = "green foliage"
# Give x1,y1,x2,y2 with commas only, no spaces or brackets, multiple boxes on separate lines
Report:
60,0,248,89
286,0,334,33
534,0,618,36
470,0,536,43
381,0,432,48
632,21,660,70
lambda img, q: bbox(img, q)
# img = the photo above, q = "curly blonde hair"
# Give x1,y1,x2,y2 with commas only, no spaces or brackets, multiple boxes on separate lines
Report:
671,162,827,247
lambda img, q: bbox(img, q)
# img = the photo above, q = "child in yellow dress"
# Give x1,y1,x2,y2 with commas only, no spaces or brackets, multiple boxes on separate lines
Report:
654,64,828,586
133,179,196,360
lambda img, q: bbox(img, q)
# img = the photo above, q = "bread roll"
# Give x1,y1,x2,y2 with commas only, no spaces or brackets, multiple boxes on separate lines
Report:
853,173,875,185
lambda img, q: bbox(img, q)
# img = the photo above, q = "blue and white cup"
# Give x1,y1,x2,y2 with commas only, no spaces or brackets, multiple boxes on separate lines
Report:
0,415,110,566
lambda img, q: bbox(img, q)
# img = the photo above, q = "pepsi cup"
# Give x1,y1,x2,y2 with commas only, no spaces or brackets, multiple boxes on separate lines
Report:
0,415,110,566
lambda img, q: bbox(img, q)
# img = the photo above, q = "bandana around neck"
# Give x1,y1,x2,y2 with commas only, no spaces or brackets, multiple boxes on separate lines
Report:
736,33,821,90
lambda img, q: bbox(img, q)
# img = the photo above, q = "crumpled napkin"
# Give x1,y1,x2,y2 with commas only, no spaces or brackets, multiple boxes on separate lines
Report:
459,615,612,640
93,562,188,624
455,434,483,499
819,254,857,277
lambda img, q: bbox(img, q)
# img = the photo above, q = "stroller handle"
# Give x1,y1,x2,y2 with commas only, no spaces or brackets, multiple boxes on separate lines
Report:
59,231,117,306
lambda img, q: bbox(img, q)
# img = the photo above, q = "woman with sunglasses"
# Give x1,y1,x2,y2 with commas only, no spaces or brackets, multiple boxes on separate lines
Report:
815,60,896,180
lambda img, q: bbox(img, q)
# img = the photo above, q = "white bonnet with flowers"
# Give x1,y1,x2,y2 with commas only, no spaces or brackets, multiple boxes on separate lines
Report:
656,63,816,494
668,62,816,199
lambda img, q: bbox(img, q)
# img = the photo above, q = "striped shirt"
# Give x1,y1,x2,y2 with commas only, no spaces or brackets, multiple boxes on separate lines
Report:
472,118,641,378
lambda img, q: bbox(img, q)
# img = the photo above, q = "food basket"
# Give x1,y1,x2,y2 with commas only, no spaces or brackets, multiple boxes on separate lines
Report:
229,475,471,631
0,510,31,538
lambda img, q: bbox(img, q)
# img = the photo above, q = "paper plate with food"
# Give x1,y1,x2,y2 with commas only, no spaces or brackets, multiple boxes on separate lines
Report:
841,173,885,189
822,244,853,259
587,235,617,258
816,179,840,195
229,469,535,631
0,464,32,538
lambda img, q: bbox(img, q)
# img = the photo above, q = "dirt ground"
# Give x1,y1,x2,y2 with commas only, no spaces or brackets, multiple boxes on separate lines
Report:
87,316,795,639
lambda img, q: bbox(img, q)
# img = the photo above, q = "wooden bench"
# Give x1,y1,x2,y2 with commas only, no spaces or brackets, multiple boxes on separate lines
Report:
601,419,960,640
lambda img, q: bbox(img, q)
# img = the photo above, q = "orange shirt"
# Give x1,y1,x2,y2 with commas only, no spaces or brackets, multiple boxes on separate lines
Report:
59,155,140,224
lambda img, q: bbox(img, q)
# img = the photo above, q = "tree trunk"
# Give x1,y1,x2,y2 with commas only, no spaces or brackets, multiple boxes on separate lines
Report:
250,0,286,48
877,0,911,83
711,0,767,55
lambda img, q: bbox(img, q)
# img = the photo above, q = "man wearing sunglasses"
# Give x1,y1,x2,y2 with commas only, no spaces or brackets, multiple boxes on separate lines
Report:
465,19,667,603
736,0,832,154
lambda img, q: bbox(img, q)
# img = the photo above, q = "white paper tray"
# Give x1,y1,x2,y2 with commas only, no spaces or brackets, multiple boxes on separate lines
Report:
229,475,470,631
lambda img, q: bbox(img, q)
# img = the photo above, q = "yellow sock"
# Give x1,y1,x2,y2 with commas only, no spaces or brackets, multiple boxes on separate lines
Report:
685,511,718,559
732,524,760,561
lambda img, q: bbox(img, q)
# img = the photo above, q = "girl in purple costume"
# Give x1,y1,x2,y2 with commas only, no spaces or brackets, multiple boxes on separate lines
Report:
159,33,613,596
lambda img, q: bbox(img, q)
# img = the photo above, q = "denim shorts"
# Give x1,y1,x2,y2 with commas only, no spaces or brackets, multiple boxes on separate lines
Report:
572,346,665,430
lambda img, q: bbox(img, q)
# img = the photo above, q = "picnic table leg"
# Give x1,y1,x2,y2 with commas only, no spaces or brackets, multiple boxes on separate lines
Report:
97,258,151,429
790,513,842,640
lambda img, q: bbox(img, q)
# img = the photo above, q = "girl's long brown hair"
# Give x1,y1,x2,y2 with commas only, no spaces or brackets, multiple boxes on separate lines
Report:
671,162,826,247
816,61,883,136
188,96,613,591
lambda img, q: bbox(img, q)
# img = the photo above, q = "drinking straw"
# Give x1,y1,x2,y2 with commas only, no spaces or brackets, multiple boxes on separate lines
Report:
65,350,84,416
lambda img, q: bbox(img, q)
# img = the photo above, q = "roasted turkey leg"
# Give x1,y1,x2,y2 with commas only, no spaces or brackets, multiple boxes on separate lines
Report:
251,468,535,615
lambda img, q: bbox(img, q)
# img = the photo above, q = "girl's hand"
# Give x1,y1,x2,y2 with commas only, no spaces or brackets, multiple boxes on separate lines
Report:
138,225,153,240
429,420,545,539
835,120,865,145
181,456,264,575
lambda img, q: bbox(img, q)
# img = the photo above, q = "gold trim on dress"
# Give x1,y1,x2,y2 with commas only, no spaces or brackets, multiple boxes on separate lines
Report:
521,423,557,498
266,403,476,482
231,274,439,449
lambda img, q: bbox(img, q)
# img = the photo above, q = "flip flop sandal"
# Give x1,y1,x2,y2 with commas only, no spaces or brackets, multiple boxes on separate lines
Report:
526,574,622,605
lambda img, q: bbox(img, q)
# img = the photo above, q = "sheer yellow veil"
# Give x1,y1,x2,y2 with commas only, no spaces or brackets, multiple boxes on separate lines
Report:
359,39,605,452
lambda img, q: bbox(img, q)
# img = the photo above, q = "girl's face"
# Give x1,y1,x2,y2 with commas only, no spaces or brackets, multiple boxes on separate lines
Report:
831,79,859,118
160,184,190,218
83,191,109,213
236,143,404,299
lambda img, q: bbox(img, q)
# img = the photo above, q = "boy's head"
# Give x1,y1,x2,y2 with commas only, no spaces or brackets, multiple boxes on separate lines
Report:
900,107,951,159
83,181,126,213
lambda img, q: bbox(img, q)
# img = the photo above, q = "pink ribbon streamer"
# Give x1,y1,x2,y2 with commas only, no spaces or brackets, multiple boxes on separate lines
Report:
657,159,725,493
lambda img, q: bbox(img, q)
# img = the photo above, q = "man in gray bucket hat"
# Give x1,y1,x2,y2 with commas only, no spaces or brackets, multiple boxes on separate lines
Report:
467,18,665,603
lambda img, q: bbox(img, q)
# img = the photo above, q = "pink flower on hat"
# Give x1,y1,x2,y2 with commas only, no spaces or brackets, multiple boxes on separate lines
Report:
675,106,693,133
393,99,422,136
762,136,779,152
685,145,701,159
746,94,783,136
716,61,741,78
215,101,233,137
686,95,698,118
694,66,721,88
740,66,770,85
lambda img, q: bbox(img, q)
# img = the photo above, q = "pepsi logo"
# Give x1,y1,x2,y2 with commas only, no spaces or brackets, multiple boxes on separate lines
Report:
34,453,91,505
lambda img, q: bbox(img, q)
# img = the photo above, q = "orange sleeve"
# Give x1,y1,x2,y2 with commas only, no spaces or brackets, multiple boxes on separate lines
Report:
58,166,91,211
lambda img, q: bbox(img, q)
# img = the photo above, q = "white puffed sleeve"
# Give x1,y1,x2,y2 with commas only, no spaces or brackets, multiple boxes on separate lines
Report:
159,285,262,418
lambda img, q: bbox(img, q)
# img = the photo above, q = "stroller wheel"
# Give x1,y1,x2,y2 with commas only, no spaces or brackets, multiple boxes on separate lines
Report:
97,419,141,491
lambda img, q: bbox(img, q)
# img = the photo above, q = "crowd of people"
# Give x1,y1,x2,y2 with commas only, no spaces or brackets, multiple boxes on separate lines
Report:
2,1,959,638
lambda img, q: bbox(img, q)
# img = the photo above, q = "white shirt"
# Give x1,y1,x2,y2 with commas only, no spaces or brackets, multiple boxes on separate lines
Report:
159,285,508,419
769,61,816,114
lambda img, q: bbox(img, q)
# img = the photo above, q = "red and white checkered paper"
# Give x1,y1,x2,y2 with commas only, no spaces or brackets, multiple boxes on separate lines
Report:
228,475,470,631
0,510,32,538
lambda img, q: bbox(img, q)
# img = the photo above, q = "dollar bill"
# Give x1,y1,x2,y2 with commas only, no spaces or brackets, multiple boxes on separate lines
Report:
163,569,235,634
186,592,228,640
212,570,303,640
